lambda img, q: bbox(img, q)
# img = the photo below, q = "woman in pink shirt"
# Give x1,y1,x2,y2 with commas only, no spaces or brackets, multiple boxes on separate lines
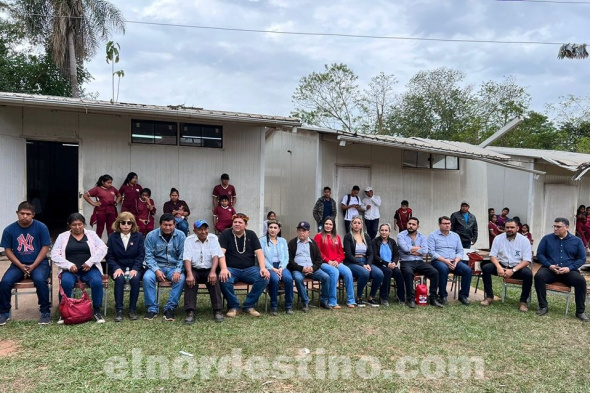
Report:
84,174,121,238
119,172,142,216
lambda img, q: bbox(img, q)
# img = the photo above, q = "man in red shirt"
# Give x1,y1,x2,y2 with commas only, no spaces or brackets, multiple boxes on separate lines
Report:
212,173,236,210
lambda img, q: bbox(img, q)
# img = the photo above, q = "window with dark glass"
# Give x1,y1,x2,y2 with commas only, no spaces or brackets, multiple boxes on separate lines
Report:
403,150,459,170
131,120,177,145
180,123,223,148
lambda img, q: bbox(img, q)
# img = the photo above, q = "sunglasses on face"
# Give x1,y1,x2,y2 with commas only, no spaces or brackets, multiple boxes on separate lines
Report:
120,221,134,226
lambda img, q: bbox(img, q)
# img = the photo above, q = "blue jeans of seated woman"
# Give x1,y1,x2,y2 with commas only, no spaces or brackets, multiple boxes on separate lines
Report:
320,263,340,306
335,263,356,305
292,269,330,305
175,218,189,236
268,263,294,310
346,258,384,299
60,266,104,313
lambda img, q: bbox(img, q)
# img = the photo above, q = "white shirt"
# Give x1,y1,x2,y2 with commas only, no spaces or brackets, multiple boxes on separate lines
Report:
490,233,532,268
341,194,363,221
121,233,130,250
183,233,224,269
362,195,382,220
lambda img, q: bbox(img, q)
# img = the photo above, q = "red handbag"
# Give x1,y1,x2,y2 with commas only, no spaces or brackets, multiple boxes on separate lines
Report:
59,279,94,325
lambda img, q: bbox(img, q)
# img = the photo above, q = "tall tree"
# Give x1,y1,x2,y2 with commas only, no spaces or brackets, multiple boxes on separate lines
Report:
13,0,125,97
291,63,361,131
359,72,397,134
491,111,560,150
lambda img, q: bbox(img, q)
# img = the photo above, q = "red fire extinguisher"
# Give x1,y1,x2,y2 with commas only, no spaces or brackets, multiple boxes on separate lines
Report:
415,283,428,306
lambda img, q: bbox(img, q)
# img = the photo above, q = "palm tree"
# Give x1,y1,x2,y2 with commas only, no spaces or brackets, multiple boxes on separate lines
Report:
13,0,125,97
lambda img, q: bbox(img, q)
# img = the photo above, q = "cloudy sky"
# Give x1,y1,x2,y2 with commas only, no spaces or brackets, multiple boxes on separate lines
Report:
85,0,590,119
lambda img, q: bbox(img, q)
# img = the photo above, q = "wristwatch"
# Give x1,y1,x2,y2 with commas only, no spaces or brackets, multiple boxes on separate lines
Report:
512,267,517,273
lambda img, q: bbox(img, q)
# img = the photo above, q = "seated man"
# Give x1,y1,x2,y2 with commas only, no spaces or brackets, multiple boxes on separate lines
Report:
428,216,472,305
534,217,588,322
219,213,269,317
0,201,52,325
143,213,186,322
183,220,224,324
397,217,442,308
287,221,331,311
480,219,533,311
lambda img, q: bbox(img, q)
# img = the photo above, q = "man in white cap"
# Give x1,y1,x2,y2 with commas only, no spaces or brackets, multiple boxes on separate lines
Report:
362,187,382,239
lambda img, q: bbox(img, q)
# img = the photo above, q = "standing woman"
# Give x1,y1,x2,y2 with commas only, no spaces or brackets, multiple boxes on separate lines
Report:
51,213,107,323
488,214,501,249
343,215,384,306
106,212,145,322
84,174,121,238
119,172,142,216
137,188,156,237
314,217,356,308
163,188,190,236
371,223,405,305
260,220,294,316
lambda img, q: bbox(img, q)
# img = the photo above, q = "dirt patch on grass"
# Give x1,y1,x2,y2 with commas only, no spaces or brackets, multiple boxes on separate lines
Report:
0,339,20,356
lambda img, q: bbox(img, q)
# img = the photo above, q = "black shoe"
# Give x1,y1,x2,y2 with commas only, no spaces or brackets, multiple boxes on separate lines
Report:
367,298,380,307
356,298,367,308
405,299,416,308
94,312,106,324
576,312,589,322
439,297,448,306
184,311,195,324
429,297,444,308
270,308,278,316
129,310,138,320
144,311,157,320
214,311,224,323
163,309,175,321
114,310,123,322
285,309,294,315
459,296,471,306
536,307,548,316
302,303,310,313
320,302,332,310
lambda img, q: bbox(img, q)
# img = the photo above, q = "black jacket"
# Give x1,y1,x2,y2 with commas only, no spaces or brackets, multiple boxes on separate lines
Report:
106,231,145,274
343,232,373,266
287,237,323,273
371,237,400,267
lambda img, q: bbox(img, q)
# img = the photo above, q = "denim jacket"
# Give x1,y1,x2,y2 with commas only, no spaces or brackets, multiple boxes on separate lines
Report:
144,228,186,273
259,236,289,270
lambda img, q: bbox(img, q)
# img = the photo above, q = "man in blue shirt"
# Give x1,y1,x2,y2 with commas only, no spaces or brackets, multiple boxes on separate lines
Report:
397,217,442,308
534,217,588,322
0,201,52,325
428,216,471,305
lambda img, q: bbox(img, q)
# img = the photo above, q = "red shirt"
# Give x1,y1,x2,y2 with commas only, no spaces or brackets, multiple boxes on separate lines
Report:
88,186,119,212
313,233,345,263
214,205,236,232
394,208,413,231
119,183,142,215
212,184,236,206
488,221,500,248
137,197,156,224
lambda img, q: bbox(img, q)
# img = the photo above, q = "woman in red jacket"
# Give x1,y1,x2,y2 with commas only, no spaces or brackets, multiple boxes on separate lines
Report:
313,217,356,307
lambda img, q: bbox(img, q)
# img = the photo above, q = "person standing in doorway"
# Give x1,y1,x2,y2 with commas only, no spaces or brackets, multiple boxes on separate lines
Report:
84,174,121,238
341,186,363,234
362,186,381,239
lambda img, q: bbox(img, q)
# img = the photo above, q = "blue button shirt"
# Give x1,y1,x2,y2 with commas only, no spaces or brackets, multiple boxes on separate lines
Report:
397,230,428,262
427,229,464,261
537,232,586,271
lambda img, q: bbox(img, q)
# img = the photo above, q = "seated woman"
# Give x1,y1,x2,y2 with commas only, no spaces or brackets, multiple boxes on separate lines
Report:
260,220,293,315
343,215,383,307
163,187,190,236
371,223,405,305
314,217,355,308
137,188,156,237
106,212,145,322
520,224,534,246
51,213,108,323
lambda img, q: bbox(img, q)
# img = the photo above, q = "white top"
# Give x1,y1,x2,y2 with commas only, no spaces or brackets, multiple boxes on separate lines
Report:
183,233,224,269
362,195,382,220
341,194,363,221
490,233,532,268
121,233,130,250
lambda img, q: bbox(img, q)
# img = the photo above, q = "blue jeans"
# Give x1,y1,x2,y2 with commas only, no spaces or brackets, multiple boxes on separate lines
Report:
143,267,186,313
175,219,189,236
268,264,294,310
347,260,384,299
0,261,51,315
431,260,472,299
220,266,269,311
375,264,405,302
110,268,143,312
320,263,340,306
60,267,104,313
336,263,356,305
292,269,330,305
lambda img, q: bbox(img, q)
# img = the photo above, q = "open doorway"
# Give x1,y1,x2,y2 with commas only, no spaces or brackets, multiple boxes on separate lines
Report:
26,140,79,237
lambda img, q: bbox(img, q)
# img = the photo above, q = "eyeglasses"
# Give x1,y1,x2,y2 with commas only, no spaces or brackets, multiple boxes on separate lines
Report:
120,221,134,226
552,225,565,228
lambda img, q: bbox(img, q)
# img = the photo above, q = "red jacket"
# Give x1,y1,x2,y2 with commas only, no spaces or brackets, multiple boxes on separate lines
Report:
313,233,345,263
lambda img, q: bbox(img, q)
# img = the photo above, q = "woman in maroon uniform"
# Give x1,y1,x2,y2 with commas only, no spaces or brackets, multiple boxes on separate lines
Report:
84,174,121,238
137,188,156,236
119,172,142,216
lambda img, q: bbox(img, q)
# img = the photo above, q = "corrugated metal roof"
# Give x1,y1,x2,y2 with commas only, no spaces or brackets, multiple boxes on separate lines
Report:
0,92,301,127
488,146,590,171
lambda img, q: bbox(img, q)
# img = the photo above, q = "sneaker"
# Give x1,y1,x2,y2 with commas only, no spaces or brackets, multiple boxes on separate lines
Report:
367,298,380,307
114,310,123,322
214,311,224,323
39,313,51,325
57,316,64,325
129,310,139,320
226,308,238,318
144,311,157,320
285,309,294,315
163,309,175,321
480,298,494,307
302,303,310,313
0,314,9,326
184,311,195,324
245,308,260,317
270,308,278,317
405,299,416,308
320,302,332,310
380,299,390,307
94,312,106,324
356,298,366,308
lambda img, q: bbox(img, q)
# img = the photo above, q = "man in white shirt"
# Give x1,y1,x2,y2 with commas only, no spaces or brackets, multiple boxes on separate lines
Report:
341,185,364,234
362,186,382,239
480,219,533,312
183,220,224,323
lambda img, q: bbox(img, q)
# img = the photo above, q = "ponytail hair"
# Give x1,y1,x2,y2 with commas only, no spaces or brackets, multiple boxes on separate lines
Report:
96,174,113,187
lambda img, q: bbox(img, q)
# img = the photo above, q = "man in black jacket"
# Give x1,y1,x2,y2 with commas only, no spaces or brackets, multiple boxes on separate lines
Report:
288,221,331,311
450,201,478,249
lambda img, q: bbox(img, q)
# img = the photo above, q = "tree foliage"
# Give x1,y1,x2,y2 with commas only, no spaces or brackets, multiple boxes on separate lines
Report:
359,72,397,134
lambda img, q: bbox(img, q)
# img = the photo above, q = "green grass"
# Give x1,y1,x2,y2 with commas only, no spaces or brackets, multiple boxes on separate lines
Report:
1,277,589,393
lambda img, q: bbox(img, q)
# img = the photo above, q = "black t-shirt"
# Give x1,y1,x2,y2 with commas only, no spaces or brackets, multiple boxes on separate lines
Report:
218,229,261,269
65,234,91,269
